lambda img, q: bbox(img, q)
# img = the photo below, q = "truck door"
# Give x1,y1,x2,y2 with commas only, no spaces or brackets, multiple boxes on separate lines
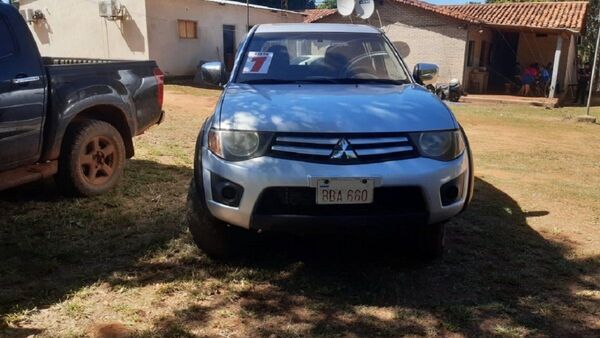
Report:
0,6,46,171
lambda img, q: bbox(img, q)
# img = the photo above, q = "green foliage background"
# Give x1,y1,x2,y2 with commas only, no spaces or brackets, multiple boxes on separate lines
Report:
317,0,337,9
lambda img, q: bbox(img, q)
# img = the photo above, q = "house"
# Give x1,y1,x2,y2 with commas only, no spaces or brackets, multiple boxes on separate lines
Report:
306,0,588,99
18,0,306,76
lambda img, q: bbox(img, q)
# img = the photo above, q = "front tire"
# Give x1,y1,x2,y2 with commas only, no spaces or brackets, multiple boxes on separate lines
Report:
58,120,126,197
418,222,446,260
187,179,242,258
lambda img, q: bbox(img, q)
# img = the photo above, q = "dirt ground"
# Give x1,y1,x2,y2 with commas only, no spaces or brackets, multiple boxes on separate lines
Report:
1,85,599,337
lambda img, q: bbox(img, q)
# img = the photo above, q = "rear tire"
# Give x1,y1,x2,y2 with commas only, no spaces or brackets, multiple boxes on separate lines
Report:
58,120,126,197
418,222,446,260
187,179,242,258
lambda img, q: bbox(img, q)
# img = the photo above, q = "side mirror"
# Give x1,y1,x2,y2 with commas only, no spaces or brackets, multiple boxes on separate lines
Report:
413,63,439,86
199,61,227,87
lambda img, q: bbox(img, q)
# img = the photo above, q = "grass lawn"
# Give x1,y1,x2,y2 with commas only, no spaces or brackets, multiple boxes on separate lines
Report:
1,85,599,337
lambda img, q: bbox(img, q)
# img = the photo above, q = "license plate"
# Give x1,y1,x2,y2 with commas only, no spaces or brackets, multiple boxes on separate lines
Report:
316,178,374,205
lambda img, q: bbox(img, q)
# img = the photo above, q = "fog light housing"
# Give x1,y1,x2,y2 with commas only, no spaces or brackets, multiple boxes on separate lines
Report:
210,173,244,207
440,173,466,206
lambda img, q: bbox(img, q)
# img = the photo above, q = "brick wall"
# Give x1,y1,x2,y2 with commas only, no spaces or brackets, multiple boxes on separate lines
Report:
315,0,468,83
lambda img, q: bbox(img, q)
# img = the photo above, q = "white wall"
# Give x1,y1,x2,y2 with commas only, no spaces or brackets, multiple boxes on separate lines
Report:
517,32,563,72
19,0,305,75
146,0,305,76
19,0,150,60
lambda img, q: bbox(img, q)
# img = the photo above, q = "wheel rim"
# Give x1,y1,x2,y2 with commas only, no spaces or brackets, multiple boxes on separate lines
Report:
78,136,116,186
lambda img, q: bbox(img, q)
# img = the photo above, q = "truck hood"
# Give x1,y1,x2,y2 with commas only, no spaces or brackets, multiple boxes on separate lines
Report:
218,83,457,132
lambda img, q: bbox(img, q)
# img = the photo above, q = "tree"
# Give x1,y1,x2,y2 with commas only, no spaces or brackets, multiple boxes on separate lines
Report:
579,0,599,64
317,0,337,9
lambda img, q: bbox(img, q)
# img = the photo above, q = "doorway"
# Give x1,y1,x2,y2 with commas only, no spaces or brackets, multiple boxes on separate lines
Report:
222,25,236,72
488,31,519,91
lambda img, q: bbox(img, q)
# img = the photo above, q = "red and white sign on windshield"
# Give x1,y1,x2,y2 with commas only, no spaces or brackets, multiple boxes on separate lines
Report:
242,52,273,74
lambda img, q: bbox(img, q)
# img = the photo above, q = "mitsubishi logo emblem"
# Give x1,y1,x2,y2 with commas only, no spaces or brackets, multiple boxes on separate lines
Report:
331,138,358,159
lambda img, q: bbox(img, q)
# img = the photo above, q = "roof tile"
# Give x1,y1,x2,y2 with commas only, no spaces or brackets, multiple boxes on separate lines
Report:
304,9,338,23
442,1,588,32
305,1,588,33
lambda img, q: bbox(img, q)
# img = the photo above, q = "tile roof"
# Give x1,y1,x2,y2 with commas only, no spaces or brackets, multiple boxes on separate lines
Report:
304,9,338,23
305,1,480,23
442,1,588,33
305,1,588,33
390,0,480,23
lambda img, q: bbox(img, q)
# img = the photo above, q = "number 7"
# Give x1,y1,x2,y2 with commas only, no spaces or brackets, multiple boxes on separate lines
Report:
250,56,267,72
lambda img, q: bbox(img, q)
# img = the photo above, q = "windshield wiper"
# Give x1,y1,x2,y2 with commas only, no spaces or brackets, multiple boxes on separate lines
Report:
293,78,344,84
239,78,409,85
240,79,340,84
239,79,296,84
330,78,409,85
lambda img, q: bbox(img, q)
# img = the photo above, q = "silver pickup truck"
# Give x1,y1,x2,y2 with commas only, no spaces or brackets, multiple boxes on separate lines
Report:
187,23,474,259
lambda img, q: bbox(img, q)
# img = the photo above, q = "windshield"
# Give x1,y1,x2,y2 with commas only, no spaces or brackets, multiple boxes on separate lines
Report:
236,32,411,84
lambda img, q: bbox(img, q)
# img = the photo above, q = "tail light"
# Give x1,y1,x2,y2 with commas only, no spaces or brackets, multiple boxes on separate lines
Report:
153,67,164,108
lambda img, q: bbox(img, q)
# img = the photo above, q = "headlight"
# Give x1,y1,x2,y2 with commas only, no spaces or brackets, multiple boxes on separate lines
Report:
410,130,465,161
208,129,272,161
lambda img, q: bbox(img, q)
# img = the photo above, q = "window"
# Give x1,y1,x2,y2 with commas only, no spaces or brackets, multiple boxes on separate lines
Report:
178,20,197,39
236,32,410,84
0,16,15,59
479,40,487,66
467,40,475,67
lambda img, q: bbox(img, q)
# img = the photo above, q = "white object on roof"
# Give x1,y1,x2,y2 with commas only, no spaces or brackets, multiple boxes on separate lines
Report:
354,0,375,20
336,0,355,16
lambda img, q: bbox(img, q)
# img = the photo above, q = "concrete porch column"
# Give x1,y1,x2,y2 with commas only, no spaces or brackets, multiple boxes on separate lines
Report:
549,35,563,98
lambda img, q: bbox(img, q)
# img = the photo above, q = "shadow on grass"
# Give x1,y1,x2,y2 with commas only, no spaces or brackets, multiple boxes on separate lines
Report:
132,178,599,337
0,159,192,337
1,166,598,336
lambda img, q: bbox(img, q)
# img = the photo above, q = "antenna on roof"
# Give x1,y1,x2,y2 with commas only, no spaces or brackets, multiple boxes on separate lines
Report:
354,0,375,20
336,0,355,16
375,9,382,29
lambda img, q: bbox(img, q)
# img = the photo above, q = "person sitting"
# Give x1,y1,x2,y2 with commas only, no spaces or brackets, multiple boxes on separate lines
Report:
520,64,538,96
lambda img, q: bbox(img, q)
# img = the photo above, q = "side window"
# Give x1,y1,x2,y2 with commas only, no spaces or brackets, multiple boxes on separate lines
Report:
177,20,198,39
0,16,15,59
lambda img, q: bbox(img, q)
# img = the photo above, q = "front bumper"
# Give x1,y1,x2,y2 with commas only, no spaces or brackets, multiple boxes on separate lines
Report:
199,147,470,231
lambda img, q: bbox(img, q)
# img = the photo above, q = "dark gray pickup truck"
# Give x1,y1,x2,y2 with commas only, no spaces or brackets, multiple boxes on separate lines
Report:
0,4,164,196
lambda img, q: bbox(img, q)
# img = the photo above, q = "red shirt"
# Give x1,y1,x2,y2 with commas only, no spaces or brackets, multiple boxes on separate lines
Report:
524,67,538,78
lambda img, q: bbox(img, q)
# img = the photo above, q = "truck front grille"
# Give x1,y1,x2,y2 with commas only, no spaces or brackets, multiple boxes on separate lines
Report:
267,133,419,164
